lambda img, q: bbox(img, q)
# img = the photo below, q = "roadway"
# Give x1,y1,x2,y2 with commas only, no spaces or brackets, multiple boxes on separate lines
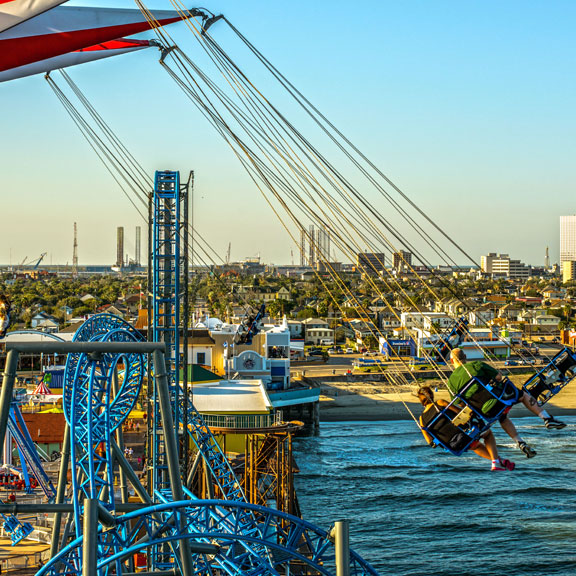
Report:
291,342,569,378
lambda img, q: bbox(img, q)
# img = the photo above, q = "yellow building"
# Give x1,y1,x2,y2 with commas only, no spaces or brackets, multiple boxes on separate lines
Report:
190,378,275,454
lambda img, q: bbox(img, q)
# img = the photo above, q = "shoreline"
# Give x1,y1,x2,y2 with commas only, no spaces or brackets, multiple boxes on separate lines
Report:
316,377,576,422
320,407,576,422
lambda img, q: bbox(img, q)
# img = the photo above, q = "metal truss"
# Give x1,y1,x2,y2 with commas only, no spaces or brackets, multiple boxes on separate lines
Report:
39,500,379,576
63,315,145,534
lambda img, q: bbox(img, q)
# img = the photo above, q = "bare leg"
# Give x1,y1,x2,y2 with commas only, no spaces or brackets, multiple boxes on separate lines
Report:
499,416,521,443
483,431,499,461
471,444,491,460
521,392,544,417
471,431,499,461
500,414,537,457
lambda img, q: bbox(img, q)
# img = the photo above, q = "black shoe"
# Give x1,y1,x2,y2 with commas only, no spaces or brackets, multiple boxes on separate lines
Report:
518,441,537,458
544,417,567,430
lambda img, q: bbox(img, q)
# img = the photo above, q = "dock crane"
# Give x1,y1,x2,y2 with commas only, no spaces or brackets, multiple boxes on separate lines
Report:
15,253,47,271
31,252,47,269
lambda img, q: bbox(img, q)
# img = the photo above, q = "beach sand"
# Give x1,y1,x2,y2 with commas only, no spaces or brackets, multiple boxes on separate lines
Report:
317,374,576,422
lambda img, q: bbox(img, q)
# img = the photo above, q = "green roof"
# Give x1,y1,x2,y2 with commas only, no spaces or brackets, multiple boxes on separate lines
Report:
180,364,223,382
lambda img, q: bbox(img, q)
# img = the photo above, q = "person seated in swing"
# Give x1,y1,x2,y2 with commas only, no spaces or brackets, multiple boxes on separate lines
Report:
447,348,566,459
418,386,514,471
0,295,10,338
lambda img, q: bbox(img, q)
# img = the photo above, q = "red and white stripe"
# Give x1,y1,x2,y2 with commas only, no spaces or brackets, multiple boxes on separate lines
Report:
0,6,184,73
0,0,67,34
33,380,52,395
0,38,153,82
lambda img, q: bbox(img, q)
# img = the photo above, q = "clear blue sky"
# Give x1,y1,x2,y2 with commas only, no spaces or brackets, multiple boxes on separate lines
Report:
1,1,575,267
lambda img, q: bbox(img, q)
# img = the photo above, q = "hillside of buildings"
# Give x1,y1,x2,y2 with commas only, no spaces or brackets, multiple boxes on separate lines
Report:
1,266,576,344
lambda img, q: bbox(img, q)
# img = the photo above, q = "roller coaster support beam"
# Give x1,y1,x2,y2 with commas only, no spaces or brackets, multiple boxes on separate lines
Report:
111,439,155,508
83,498,98,576
113,370,130,507
0,503,156,513
5,341,167,354
122,572,177,576
186,450,202,489
0,349,18,452
50,424,70,558
155,350,185,504
154,349,193,576
330,520,350,576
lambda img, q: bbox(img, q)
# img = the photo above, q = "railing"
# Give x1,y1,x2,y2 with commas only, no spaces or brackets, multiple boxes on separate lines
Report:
18,404,62,414
202,412,283,430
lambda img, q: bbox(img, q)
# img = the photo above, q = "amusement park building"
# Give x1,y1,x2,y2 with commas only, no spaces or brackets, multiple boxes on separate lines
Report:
200,317,291,391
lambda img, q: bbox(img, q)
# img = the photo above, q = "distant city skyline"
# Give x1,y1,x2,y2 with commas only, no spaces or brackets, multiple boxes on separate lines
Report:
2,1,576,266
560,215,576,265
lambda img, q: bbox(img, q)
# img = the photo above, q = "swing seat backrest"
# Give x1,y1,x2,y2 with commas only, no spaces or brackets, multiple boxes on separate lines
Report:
421,401,486,456
523,347,576,405
458,376,518,422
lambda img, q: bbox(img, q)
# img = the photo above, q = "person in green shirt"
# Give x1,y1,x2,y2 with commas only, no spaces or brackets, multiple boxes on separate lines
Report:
418,386,515,471
448,348,566,458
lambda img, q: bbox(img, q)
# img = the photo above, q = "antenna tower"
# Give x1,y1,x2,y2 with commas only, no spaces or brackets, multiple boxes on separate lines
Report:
72,222,78,277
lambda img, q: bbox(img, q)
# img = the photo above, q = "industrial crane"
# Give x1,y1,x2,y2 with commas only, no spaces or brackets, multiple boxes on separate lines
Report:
32,252,47,269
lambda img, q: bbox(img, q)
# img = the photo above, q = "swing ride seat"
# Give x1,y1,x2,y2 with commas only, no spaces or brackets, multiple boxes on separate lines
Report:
455,375,519,423
422,376,519,456
436,316,469,360
2,515,34,545
522,347,576,406
421,398,488,456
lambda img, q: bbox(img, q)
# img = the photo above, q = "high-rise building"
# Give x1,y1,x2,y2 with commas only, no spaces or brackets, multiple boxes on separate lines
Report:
304,224,330,267
300,228,306,266
544,246,550,268
357,252,385,276
116,226,124,268
481,253,530,278
393,250,412,272
560,215,576,264
135,226,141,266
563,261,576,283
308,224,315,266
316,227,331,262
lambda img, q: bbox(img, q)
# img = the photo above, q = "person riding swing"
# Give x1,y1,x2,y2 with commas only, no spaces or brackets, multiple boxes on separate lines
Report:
418,386,514,471
447,348,566,459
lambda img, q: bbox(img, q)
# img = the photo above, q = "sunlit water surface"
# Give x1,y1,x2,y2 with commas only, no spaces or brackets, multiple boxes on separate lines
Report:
294,417,576,576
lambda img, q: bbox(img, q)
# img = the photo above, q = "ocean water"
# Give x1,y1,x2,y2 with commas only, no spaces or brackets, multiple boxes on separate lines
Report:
293,417,576,576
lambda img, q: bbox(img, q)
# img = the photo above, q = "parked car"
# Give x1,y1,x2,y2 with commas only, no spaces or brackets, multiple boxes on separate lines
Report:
345,348,354,354
363,351,377,357
504,359,517,366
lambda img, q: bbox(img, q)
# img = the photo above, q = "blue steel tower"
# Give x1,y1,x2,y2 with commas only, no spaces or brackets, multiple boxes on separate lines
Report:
150,171,248,505
151,170,188,492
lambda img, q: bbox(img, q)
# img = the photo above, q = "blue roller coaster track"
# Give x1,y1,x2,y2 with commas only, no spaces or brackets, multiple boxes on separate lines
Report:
35,313,379,575
0,168,379,574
